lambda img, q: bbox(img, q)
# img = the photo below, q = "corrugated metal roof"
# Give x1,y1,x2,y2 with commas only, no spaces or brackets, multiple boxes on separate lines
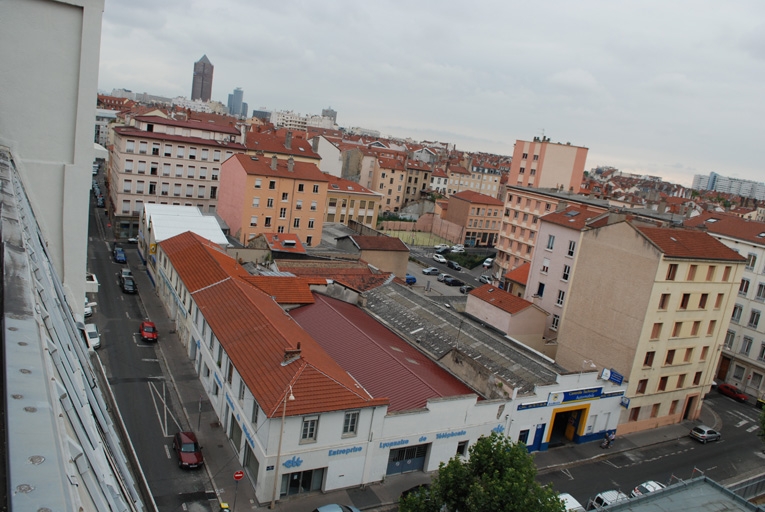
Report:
291,294,476,412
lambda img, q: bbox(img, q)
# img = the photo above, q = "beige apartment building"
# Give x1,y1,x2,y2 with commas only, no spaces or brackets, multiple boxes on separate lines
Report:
369,154,407,214
555,221,745,434
444,191,504,248
508,136,588,191
496,185,609,274
325,174,382,228
217,154,329,247
403,159,431,205
109,114,246,237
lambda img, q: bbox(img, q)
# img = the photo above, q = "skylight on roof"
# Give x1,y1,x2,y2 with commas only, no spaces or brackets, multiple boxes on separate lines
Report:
331,184,339,189
758,233,765,238
706,218,719,223
565,211,580,217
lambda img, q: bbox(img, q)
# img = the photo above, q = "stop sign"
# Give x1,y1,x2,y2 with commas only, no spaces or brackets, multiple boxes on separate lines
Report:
234,470,244,481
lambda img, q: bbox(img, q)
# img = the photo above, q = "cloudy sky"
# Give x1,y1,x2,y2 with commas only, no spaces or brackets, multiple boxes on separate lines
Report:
99,1,765,187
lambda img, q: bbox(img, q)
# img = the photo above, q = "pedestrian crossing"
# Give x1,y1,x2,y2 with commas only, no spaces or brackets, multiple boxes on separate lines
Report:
722,408,761,434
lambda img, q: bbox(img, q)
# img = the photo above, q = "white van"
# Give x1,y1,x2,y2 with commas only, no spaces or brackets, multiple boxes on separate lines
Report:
587,490,628,509
558,493,585,511
83,323,101,350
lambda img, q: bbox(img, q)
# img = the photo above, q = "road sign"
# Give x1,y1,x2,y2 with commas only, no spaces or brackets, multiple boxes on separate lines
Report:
234,470,244,481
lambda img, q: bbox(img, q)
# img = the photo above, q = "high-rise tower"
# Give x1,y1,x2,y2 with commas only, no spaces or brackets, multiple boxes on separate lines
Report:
191,55,214,101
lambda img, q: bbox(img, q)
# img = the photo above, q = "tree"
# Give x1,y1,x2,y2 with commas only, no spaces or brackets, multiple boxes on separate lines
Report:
758,406,765,446
400,433,564,512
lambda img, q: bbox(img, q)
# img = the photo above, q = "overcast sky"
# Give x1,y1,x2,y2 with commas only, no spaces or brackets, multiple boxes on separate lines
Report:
99,1,765,187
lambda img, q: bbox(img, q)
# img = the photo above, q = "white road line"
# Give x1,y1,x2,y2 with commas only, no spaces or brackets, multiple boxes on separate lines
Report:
164,444,171,459
142,358,159,363
747,425,759,433
735,420,749,428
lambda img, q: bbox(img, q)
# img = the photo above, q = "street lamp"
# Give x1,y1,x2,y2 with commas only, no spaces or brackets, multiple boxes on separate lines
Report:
270,385,295,509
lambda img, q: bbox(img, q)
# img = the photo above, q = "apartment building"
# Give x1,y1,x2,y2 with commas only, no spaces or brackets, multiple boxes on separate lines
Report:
403,159,431,205
555,221,745,434
445,164,471,196
430,168,448,195
444,191,504,248
109,114,246,237
245,128,321,165
496,185,609,274
524,206,606,340
508,136,588,191
684,213,765,398
217,154,328,247
325,174,382,228
370,154,407,214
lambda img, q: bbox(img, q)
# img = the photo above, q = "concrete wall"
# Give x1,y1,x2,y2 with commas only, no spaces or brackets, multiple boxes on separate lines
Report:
0,0,104,315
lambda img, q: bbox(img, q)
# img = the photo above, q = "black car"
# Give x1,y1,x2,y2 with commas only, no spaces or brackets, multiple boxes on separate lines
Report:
436,247,451,255
447,260,462,271
120,275,137,294
444,276,464,287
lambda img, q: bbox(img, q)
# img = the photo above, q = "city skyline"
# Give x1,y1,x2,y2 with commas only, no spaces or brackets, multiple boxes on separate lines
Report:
98,0,765,187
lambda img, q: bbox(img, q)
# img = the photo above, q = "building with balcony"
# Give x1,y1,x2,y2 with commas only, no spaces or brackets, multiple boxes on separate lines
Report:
555,222,745,434
217,154,328,247
403,159,432,205
109,114,246,237
684,213,765,398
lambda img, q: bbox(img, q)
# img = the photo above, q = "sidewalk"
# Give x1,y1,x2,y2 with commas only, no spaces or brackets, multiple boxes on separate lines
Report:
128,249,259,511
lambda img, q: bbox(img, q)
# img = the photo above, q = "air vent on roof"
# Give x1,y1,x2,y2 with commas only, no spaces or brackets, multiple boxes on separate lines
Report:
706,218,719,223
758,233,765,238
670,237,677,242
565,211,580,217
283,240,296,247
331,184,340,189
250,156,259,161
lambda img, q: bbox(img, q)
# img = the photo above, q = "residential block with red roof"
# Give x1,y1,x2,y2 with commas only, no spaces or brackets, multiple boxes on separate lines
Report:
554,220,745,435
108,113,246,236
684,212,765,399
445,190,505,248
325,174,383,229
217,154,329,247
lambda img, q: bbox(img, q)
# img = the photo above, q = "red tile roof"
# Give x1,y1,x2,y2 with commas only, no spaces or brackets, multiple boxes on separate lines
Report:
262,233,306,254
114,126,247,150
227,153,329,182
447,165,470,175
160,232,388,417
291,294,476,412
431,168,448,178
326,174,379,196
278,260,393,292
541,206,601,230
239,276,317,304
344,235,409,252
450,190,504,206
134,115,240,135
377,156,405,171
636,225,746,261
684,212,765,245
504,262,530,285
468,284,535,314
245,130,320,159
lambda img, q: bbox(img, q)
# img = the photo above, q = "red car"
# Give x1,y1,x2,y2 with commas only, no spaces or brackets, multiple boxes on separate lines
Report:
139,321,158,342
718,383,747,402
173,431,204,469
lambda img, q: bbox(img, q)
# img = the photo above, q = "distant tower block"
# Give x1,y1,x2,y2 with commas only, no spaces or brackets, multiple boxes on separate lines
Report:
191,55,214,101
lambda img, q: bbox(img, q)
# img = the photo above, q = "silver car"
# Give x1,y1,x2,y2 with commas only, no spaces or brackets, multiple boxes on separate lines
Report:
689,425,720,443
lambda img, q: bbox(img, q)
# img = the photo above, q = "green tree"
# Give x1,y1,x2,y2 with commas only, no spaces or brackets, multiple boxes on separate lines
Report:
400,433,564,512
758,407,765,445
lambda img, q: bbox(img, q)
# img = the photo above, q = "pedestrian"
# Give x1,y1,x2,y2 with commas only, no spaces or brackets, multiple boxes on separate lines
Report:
607,432,615,448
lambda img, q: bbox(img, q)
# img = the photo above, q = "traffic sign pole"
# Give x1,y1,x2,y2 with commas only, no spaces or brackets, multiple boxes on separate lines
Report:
232,470,244,510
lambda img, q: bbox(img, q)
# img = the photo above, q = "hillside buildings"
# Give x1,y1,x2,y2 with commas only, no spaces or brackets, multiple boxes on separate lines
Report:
692,172,765,201
191,54,214,101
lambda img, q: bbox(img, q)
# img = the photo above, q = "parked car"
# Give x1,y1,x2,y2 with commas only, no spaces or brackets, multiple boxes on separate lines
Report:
459,284,474,294
173,431,204,469
558,492,585,511
82,323,101,350
444,276,464,287
483,257,494,268
311,505,361,512
452,244,464,250
447,260,462,271
113,247,126,264
434,244,451,251
139,321,158,342
84,298,93,318
405,274,417,285
630,480,666,498
586,490,629,510
718,382,747,402
96,195,105,208
436,247,451,255
450,247,465,253
689,425,721,443
422,267,440,275
120,268,133,279
433,254,447,264
437,273,450,282
120,275,137,294
479,275,492,284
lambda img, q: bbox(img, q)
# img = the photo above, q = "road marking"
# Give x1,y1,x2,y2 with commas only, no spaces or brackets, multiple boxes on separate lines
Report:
142,358,159,362
747,425,759,433
736,420,749,428
561,468,574,480
164,445,171,459
755,451,765,459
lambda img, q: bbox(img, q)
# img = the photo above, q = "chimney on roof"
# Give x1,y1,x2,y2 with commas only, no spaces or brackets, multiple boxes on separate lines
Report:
287,156,294,172
312,137,319,153
285,130,292,150
271,155,278,171
282,343,301,365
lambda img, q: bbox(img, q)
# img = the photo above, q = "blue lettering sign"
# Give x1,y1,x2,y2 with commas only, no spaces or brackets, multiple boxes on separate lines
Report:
328,446,363,457
517,401,547,411
283,456,303,468
225,392,235,411
214,372,222,388
419,436,427,443
242,423,255,449
601,390,626,399
561,387,603,403
609,369,624,385
379,439,410,449
436,430,467,440
620,396,631,409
